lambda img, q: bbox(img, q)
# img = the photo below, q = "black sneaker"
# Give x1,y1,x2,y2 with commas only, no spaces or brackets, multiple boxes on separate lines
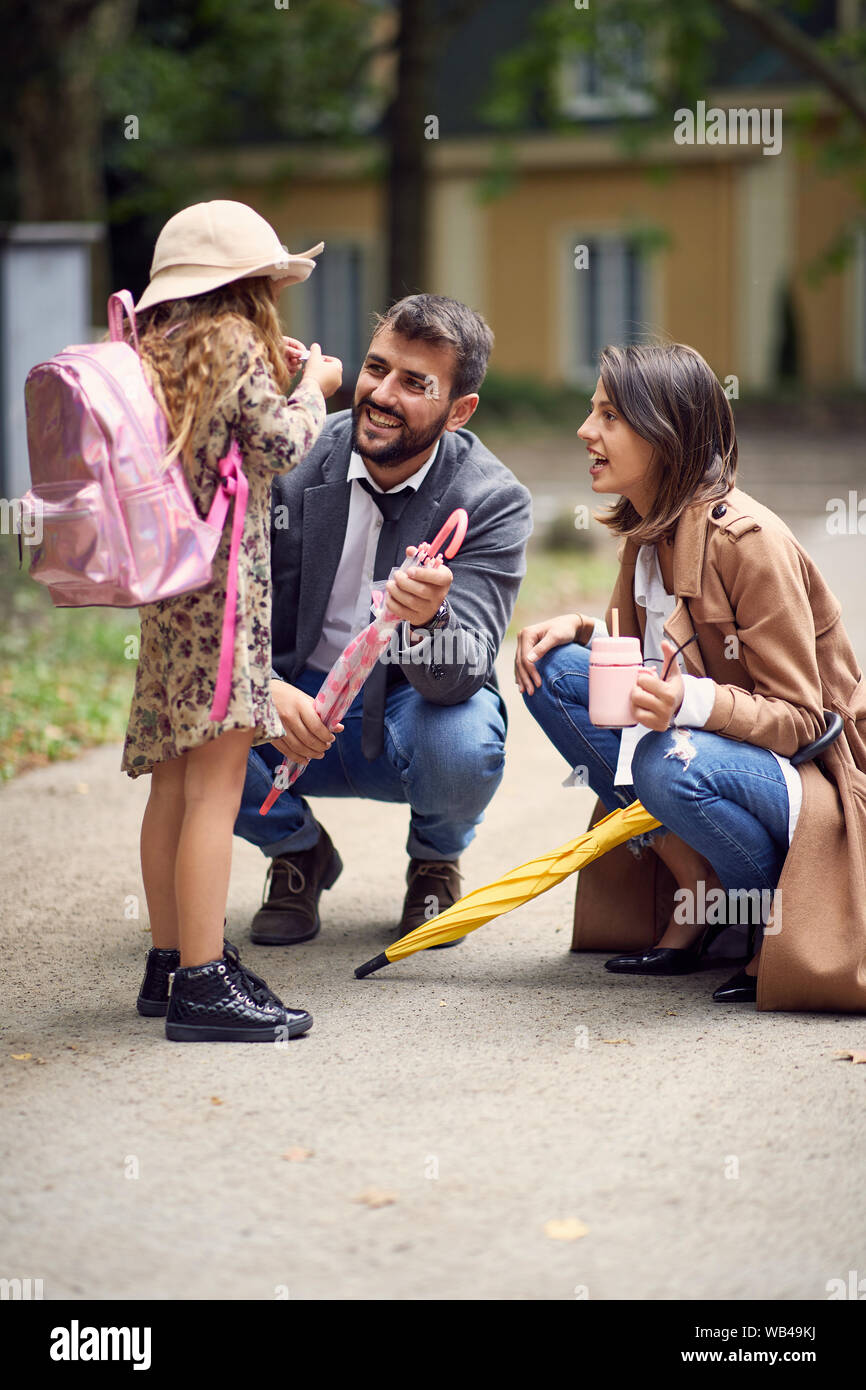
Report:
136,947,180,1017
136,937,247,1017
164,949,312,1043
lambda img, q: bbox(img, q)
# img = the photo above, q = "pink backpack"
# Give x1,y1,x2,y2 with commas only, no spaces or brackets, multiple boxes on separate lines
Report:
22,290,247,722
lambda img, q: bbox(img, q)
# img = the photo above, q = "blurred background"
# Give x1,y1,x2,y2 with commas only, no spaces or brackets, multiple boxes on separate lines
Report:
1,0,865,778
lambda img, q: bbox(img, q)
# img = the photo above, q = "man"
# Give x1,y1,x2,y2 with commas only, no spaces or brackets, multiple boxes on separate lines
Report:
234,294,532,945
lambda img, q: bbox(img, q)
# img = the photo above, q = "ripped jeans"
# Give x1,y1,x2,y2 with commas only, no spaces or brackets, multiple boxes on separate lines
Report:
524,642,790,898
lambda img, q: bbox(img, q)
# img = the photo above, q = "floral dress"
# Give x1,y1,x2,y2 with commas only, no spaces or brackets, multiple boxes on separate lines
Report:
121,319,326,777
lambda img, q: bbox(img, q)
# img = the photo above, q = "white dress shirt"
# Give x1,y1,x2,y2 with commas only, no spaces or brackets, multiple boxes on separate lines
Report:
307,439,441,674
575,544,802,844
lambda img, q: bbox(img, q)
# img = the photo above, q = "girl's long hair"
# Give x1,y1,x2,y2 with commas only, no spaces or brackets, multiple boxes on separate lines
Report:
594,343,737,544
136,276,292,467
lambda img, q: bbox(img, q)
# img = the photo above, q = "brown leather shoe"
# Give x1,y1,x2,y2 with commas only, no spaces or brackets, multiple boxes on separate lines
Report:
398,858,465,947
250,823,343,945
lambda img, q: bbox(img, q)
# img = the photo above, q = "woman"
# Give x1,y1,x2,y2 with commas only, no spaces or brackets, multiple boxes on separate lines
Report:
516,343,866,1011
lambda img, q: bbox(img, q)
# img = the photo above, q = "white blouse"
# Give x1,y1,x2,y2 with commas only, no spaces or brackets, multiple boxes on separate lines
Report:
577,544,802,845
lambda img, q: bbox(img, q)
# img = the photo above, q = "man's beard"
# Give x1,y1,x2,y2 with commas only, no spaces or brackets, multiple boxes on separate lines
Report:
351,397,451,468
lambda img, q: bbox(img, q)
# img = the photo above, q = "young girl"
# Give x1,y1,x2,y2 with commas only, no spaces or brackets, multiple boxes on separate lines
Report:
121,200,342,1041
516,343,866,1012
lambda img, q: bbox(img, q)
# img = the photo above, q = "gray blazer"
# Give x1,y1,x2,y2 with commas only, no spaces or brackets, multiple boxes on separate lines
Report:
269,410,532,711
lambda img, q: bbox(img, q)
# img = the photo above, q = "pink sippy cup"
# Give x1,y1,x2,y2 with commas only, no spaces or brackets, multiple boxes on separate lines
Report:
589,634,644,727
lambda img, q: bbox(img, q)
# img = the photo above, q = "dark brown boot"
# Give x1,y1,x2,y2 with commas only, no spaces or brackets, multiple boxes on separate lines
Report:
250,824,342,945
398,858,465,946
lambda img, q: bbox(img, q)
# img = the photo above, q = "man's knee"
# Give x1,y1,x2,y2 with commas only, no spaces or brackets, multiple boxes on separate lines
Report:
407,694,505,785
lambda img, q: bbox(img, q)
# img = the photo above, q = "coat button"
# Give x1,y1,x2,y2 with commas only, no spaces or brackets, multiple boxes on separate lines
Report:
711,503,727,519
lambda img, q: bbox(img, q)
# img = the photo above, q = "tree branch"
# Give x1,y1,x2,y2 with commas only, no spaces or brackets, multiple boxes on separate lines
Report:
712,0,866,129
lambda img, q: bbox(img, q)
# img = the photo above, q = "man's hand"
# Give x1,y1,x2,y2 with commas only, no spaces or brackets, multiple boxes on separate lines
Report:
384,547,453,628
270,679,343,763
514,614,584,695
631,639,685,731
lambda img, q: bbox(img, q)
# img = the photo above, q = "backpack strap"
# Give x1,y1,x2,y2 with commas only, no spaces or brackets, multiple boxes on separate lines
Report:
107,291,141,352
206,440,249,723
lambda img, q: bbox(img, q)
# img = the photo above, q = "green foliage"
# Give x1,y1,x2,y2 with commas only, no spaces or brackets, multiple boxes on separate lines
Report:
100,0,381,219
0,545,135,781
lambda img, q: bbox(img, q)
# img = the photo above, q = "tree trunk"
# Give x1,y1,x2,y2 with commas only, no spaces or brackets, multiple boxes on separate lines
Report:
384,0,434,304
4,0,137,222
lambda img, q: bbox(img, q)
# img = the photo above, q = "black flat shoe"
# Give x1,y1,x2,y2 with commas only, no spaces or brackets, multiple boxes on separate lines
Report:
605,947,700,976
712,968,757,1003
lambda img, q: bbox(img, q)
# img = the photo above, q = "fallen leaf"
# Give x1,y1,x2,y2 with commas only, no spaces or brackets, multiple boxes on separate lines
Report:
439,1000,446,1007
353,1189,397,1209
544,1218,589,1241
34,1058,47,1065
210,1096,224,1106
600,1038,632,1045
66,1044,78,1051
833,1049,866,1065
11,1053,32,1061
282,1147,314,1162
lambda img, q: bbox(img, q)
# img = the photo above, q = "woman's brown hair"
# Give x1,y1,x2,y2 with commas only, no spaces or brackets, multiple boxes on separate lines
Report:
594,343,737,545
135,276,293,467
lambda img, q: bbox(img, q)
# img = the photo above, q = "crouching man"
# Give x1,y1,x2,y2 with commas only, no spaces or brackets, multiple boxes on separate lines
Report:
233,295,532,944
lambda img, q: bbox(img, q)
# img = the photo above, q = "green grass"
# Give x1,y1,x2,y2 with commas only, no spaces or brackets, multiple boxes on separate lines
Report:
0,532,616,783
0,543,137,782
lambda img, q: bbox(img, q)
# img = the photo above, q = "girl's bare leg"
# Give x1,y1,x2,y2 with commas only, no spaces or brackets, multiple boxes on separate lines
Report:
176,727,256,968
140,755,187,949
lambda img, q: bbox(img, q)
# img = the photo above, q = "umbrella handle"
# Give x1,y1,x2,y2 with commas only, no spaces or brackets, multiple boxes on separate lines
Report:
426,508,468,560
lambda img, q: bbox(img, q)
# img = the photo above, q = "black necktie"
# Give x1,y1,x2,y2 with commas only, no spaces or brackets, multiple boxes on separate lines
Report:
357,478,414,760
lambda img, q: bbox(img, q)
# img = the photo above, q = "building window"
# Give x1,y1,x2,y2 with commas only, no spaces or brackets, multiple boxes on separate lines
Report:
559,27,653,119
564,234,648,383
288,240,376,379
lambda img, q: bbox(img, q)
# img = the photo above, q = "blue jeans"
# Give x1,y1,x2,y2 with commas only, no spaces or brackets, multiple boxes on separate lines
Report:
235,666,506,861
524,643,790,895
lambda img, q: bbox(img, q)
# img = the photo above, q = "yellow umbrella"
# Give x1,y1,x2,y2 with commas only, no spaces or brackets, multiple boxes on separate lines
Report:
354,800,661,978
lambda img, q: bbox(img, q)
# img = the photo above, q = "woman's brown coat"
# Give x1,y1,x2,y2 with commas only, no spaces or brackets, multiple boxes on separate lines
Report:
571,486,866,1012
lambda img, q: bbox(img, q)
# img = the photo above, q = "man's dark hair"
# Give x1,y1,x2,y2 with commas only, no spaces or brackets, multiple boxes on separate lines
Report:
372,294,494,398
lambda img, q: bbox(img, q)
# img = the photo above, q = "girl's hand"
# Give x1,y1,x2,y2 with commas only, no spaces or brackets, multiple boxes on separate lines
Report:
302,342,343,399
270,679,343,762
515,614,583,695
631,639,685,730
282,336,307,375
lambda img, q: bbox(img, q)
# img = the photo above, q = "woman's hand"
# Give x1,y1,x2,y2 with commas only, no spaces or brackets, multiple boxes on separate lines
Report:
302,342,343,399
515,614,583,695
631,639,685,730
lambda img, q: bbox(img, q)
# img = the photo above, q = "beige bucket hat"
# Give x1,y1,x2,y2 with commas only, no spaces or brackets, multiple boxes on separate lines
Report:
135,200,324,312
